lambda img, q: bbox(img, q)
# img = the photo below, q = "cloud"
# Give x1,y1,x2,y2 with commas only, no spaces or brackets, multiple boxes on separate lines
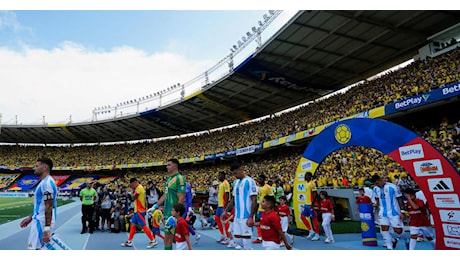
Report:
0,43,215,124
0,11,24,32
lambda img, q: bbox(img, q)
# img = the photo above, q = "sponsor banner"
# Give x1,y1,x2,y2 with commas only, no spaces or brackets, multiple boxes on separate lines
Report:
302,128,317,138
204,154,215,160
297,172,305,181
369,106,385,118
226,150,237,156
441,82,460,97
236,145,258,156
433,194,460,208
297,183,305,192
440,210,460,223
234,56,330,95
442,223,460,238
399,144,424,161
215,152,226,158
301,160,313,171
428,178,454,192
285,133,297,143
297,193,306,202
0,192,29,198
385,82,460,115
413,159,444,177
445,237,460,249
343,110,370,120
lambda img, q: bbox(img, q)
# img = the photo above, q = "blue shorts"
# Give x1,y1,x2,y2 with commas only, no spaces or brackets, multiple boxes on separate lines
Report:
131,212,147,226
301,205,317,218
151,227,161,234
216,207,224,216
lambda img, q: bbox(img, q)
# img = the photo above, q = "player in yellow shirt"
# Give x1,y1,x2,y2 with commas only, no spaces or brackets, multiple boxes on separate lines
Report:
120,178,158,248
300,172,320,241
253,174,274,243
215,171,231,243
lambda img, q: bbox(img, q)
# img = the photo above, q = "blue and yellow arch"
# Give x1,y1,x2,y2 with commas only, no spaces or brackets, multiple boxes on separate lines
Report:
293,118,460,250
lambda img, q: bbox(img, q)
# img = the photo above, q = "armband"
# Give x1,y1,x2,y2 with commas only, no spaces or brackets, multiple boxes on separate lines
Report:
44,226,51,232
44,192,53,201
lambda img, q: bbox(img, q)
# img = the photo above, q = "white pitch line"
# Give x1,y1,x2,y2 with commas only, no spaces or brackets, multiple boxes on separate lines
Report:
82,233,91,250
125,232,137,250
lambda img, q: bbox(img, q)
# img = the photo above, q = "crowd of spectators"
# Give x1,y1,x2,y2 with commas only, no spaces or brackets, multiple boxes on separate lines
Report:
0,47,458,169
111,115,459,195
0,47,458,199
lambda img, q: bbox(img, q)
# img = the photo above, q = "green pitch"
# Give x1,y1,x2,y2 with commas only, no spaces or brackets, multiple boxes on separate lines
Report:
0,197,73,224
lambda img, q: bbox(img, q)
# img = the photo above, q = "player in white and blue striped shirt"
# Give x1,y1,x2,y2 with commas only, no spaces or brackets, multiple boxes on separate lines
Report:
372,174,408,250
20,157,57,250
224,162,258,250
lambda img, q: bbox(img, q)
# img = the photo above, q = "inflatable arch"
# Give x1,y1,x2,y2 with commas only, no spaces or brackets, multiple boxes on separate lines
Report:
293,118,460,250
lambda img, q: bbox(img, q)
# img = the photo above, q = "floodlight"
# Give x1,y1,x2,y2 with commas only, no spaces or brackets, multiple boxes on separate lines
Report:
269,10,275,15
263,14,268,21
246,32,251,38
258,21,263,27
252,27,257,33
238,40,243,47
233,45,237,50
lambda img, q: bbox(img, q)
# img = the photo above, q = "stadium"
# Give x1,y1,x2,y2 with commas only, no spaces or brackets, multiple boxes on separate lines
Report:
1,10,460,251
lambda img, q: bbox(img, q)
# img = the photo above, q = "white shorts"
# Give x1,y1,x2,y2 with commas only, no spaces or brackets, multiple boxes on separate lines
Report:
262,241,280,250
228,222,234,233
410,226,434,238
280,216,289,232
175,241,188,250
378,215,404,229
28,219,54,250
233,218,252,237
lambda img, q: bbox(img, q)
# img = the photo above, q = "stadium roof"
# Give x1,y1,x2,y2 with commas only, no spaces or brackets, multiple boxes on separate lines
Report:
2,10,460,144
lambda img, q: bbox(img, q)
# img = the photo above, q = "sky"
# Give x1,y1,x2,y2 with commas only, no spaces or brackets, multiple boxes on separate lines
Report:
0,1,457,125
0,9,301,124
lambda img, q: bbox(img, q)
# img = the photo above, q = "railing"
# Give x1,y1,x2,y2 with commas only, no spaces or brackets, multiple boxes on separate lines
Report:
91,10,283,121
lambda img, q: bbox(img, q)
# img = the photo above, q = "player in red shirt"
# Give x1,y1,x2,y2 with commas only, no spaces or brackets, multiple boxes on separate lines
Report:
355,187,372,216
256,195,292,250
319,191,335,243
403,188,435,250
172,203,192,250
276,196,294,246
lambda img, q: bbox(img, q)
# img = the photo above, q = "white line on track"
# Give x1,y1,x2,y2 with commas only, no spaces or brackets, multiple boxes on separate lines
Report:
82,233,91,250
125,232,137,250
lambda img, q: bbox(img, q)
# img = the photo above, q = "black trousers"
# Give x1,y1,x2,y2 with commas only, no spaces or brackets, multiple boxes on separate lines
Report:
81,204,95,231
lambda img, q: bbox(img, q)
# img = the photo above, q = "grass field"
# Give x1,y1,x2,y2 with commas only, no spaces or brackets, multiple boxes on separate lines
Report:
0,198,74,224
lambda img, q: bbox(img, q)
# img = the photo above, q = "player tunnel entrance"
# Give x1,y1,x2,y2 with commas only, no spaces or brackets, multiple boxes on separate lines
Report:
293,118,460,250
